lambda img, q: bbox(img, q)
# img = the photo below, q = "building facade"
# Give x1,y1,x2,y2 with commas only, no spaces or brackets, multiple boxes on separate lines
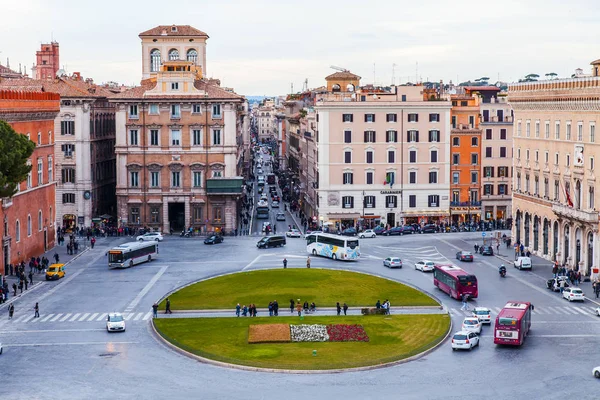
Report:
316,72,451,230
32,42,60,80
0,89,60,273
509,59,600,277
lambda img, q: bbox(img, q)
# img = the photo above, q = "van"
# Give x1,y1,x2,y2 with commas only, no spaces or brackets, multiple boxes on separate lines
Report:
257,235,286,249
45,263,65,280
514,256,532,270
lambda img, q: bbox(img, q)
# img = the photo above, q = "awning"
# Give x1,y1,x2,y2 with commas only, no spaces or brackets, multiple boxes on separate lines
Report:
361,215,381,219
326,213,360,219
403,211,450,217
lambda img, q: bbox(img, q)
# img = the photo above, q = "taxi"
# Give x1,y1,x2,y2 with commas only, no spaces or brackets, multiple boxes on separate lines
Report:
45,264,65,281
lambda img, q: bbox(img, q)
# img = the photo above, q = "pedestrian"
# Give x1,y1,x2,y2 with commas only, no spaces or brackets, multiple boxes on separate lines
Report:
296,300,302,316
91,237,96,249
12,283,17,296
385,299,391,315
290,298,295,314
9,264,13,276
8,304,14,319
576,271,581,286
165,298,172,314
283,258,288,269
461,294,469,311
152,303,159,318
236,303,241,317
268,301,273,317
336,302,341,316
306,256,311,269
24,279,28,291
273,300,279,316
559,279,566,293
595,282,600,299
28,271,33,285
54,253,59,263
34,302,39,318
242,305,248,317
376,300,381,309
18,281,23,294
343,303,348,315
496,242,500,253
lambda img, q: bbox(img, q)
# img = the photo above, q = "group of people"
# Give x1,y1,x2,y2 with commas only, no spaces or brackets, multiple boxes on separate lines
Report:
552,262,582,286
235,303,259,317
375,299,391,314
336,302,349,315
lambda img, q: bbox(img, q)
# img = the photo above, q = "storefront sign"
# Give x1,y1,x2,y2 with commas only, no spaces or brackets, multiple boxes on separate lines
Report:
78,216,85,225
380,190,402,194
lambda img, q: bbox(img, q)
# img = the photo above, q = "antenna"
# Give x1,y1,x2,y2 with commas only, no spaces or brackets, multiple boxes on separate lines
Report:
392,63,397,86
302,78,308,92
415,62,419,84
330,65,349,72
373,63,376,85
290,82,294,94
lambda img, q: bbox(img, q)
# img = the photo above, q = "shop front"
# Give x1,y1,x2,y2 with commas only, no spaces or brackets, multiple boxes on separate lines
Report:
450,206,481,223
403,211,449,226
324,213,360,232
360,215,381,230
62,214,77,232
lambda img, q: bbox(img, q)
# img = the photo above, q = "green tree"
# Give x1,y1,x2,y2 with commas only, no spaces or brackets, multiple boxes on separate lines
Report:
0,120,36,198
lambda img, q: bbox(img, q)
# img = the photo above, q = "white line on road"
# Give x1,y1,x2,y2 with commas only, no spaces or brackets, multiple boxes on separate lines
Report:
50,314,63,322
59,313,72,322
143,312,152,320
78,313,90,321
96,313,107,321
572,307,590,315
4,341,139,347
243,255,265,271
535,308,550,315
40,314,54,322
13,315,29,323
124,265,169,313
87,313,99,321
21,315,35,323
69,313,81,322
1,328,107,334
134,313,143,321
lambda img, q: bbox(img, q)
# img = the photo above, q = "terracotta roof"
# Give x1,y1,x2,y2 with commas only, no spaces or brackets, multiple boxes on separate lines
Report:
139,25,209,38
0,77,114,98
110,79,243,100
325,71,361,80
590,59,600,65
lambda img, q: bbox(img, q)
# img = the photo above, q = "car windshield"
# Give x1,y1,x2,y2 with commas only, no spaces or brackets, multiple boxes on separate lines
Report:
454,334,467,340
109,315,123,322
498,317,517,326
391,258,401,262
474,310,489,315
48,267,58,272
464,319,478,325
572,289,583,294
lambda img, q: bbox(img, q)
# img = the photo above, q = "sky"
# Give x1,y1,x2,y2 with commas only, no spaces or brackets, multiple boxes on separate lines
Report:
1,0,599,96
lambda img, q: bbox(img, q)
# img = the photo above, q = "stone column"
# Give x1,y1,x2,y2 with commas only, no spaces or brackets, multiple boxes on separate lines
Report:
184,196,191,230
162,197,170,233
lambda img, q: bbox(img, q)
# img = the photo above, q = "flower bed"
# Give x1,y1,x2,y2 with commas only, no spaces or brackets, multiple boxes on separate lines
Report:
290,324,329,342
248,324,291,343
326,324,369,342
248,324,370,343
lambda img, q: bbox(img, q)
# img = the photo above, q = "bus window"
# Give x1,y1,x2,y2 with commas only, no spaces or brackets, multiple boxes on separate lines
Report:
347,240,358,249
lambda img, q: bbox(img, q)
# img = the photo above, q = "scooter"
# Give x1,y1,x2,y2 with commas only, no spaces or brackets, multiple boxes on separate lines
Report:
499,265,507,278
180,230,191,238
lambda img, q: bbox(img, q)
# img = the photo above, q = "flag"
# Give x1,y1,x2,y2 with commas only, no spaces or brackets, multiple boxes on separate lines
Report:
565,185,573,207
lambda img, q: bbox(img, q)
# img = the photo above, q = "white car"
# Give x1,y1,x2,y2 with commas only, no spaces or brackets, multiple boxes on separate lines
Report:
106,313,126,332
562,287,585,302
472,307,492,324
271,201,280,208
137,232,163,242
286,229,302,238
414,260,435,272
451,330,479,351
359,229,376,238
461,317,482,334
276,212,286,221
514,256,532,270
383,257,402,268
594,366,600,378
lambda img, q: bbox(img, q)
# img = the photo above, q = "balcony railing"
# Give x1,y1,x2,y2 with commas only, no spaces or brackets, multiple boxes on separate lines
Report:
450,201,482,207
552,203,598,224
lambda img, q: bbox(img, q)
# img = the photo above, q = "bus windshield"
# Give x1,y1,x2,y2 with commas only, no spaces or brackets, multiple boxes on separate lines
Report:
108,252,124,263
458,275,477,286
347,240,358,249
498,317,518,326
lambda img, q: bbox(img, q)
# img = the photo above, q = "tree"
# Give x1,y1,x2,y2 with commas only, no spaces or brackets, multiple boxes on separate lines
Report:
524,73,539,82
545,72,558,80
0,120,36,198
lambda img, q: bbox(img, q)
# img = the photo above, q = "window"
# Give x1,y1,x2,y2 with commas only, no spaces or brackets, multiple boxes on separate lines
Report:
452,116,457,128
150,49,161,72
212,170,222,178
591,157,595,171
15,220,20,242
27,214,31,237
452,137,460,146
171,130,182,146
452,153,459,165
364,130,376,143
401,95,407,102
61,121,75,135
364,196,376,208
591,123,596,143
578,122,583,141
554,180,559,200
407,130,419,142
429,113,440,122
485,147,492,158
129,105,138,118
342,196,354,209
386,113,397,122
192,129,202,146
498,166,508,177
187,49,198,64
62,193,75,203
555,121,560,139
388,150,395,163
212,129,221,145
342,114,353,122
386,195,397,208
130,207,140,224
429,171,438,184
193,171,202,187
471,153,478,165
48,156,53,181
171,171,181,187
129,129,139,146
409,151,417,163
171,104,181,118
365,150,373,164
429,130,439,142
343,151,351,164
344,130,352,143
525,174,530,192
469,115,475,128
484,166,494,178
428,195,439,207
37,158,43,185
500,128,507,140
566,154,570,167
409,171,417,184
408,113,418,122
525,149,530,160
526,121,530,137
566,121,571,140
61,168,75,184
171,82,179,90
500,147,507,158
430,150,438,163
38,210,42,231
150,171,160,188
452,190,459,202
534,176,539,195
555,152,559,165
366,171,373,184
484,184,494,195
212,104,222,118
471,137,478,146
149,104,159,114
517,121,522,137
545,121,550,139
409,195,416,208
193,206,203,223
192,104,202,114
343,172,353,184
150,129,159,146
485,129,492,140
535,121,540,138
130,171,139,187
386,130,397,143
150,206,161,223
589,187,595,209
470,190,478,203
452,172,459,184
471,171,478,184
535,150,539,162
545,151,549,163
364,113,375,122
168,49,179,61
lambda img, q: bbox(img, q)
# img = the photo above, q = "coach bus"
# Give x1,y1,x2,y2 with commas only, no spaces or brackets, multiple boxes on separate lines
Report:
108,241,158,268
494,301,532,346
433,264,478,300
256,200,270,219
305,232,360,261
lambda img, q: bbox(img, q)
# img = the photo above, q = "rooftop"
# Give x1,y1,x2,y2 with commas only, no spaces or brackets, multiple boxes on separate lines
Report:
110,79,244,100
0,76,114,98
139,25,209,38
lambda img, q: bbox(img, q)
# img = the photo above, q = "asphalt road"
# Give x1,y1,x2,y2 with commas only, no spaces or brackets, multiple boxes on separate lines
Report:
2,231,600,399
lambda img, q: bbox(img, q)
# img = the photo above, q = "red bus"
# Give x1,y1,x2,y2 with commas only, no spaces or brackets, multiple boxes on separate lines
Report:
494,301,532,346
433,264,478,300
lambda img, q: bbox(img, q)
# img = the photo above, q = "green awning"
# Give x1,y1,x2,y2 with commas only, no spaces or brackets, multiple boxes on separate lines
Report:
206,178,244,195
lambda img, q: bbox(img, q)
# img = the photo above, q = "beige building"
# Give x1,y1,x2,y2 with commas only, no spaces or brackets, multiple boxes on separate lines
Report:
509,59,600,277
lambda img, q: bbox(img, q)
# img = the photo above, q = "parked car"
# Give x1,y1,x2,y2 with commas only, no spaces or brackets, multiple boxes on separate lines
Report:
472,307,492,324
276,212,286,221
257,235,286,248
271,201,280,208
137,232,164,242
562,287,585,302
106,313,126,332
373,226,386,234
456,251,474,262
383,257,403,268
479,246,494,256
286,229,302,238
400,226,415,235
204,235,224,245
451,331,479,351
461,317,482,334
421,224,437,234
414,260,435,272
382,227,403,236
45,264,66,281
514,256,532,270
359,229,376,238
546,276,570,291
341,227,357,236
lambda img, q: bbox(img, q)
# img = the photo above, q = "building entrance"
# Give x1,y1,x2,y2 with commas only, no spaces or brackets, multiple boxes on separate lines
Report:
387,213,396,227
3,244,9,275
168,203,185,232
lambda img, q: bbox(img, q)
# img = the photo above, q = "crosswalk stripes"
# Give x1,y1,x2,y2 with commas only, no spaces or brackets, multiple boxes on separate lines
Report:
572,307,590,315
50,314,63,322
69,313,82,322
446,305,600,318
96,313,108,322
21,315,35,323
59,313,72,322
87,313,99,322
133,313,143,321
40,314,53,322
143,312,152,321
79,313,90,322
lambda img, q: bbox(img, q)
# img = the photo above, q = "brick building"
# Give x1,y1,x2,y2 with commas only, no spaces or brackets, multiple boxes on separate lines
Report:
0,89,60,273
32,42,60,80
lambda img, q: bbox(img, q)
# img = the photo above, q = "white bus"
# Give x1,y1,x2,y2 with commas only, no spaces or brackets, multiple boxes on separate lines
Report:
306,232,360,261
108,241,159,268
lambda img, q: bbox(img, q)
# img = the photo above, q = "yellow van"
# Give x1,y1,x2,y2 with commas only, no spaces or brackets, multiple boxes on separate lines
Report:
45,264,65,280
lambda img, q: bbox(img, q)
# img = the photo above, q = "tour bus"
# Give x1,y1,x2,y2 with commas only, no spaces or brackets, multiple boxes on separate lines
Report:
433,264,478,300
305,232,360,261
108,241,159,268
256,200,270,219
494,301,532,346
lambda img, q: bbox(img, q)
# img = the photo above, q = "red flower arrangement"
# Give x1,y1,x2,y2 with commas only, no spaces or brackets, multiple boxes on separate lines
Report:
326,324,369,342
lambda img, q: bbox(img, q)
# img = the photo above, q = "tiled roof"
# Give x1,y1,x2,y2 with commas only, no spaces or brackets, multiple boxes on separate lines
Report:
110,79,244,100
139,25,209,38
325,71,361,80
0,77,114,98
590,59,600,65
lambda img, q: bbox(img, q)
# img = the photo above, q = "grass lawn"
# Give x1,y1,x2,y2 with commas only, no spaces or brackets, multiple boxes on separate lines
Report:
154,314,450,370
163,269,438,310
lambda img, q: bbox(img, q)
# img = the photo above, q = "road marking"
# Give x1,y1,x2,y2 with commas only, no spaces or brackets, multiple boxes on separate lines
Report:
550,307,570,315
13,315,29,323
96,313,107,321
4,341,139,347
572,306,590,315
40,314,54,322
493,307,502,313
50,314,63,322
143,312,152,320
243,255,265,271
78,313,90,321
1,328,107,334
535,308,550,315
59,313,72,322
21,315,35,323
87,313,99,321
69,313,81,322
133,313,143,321
123,313,133,320
124,265,169,313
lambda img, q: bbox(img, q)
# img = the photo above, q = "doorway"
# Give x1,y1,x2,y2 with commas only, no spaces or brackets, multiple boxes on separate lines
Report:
168,203,185,231
3,244,9,275
43,229,47,251
387,213,396,228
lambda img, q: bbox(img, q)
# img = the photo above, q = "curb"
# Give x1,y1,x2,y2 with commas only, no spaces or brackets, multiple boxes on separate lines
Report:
170,305,444,314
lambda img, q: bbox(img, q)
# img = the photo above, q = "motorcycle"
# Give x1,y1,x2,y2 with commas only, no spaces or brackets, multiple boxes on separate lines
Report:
180,230,192,238
499,266,507,278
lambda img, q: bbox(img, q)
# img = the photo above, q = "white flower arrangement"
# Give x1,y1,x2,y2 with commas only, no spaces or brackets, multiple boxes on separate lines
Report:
290,324,330,342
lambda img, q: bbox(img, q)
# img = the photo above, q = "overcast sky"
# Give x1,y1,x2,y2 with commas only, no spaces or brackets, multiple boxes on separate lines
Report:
2,0,599,95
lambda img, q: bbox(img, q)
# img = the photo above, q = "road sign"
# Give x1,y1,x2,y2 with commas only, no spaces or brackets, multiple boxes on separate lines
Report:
482,232,486,237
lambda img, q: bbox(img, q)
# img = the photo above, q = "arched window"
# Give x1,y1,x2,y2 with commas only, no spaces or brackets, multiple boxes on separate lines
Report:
150,49,161,72
38,210,43,231
168,49,179,61
16,220,20,242
27,214,32,236
332,84,341,92
187,49,198,64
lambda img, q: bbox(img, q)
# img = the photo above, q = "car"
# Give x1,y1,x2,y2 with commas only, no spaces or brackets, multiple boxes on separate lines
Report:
421,224,437,234
546,276,570,291
359,229,376,238
451,330,479,351
137,232,163,242
276,212,286,221
472,307,492,324
400,226,415,235
257,186,264,193
106,313,126,332
45,263,66,280
257,235,286,248
456,251,474,262
514,256,532,270
383,257,402,268
286,229,302,238
373,226,386,234
593,366,600,378
414,260,435,272
461,317,482,334
260,194,268,201
271,201,280,208
204,235,223,245
257,169,263,175
341,227,357,236
562,287,585,302
479,246,494,256
382,227,403,236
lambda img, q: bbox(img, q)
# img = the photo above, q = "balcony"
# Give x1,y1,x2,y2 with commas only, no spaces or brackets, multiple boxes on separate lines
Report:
481,115,514,124
552,203,598,224
206,178,244,195
450,201,482,207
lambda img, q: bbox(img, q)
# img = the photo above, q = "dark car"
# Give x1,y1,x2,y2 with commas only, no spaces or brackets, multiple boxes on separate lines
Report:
341,227,357,236
456,251,474,261
382,227,403,236
400,226,415,235
204,235,223,245
546,276,570,291
421,224,437,234
479,246,494,256
373,226,386,234
269,186,278,194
